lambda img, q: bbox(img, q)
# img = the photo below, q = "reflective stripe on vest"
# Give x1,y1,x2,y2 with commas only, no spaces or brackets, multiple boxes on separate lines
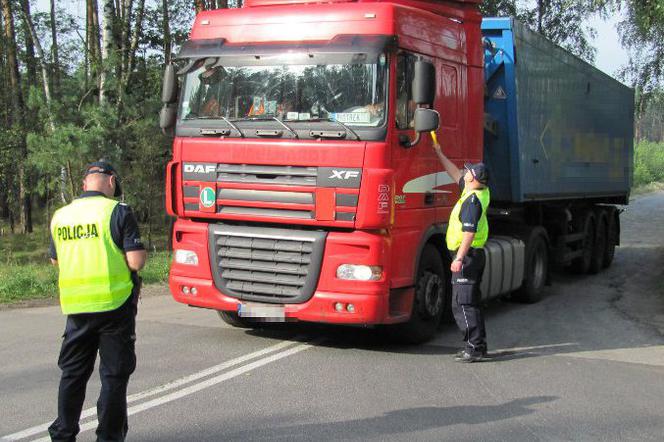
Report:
50,196,133,315
446,186,491,251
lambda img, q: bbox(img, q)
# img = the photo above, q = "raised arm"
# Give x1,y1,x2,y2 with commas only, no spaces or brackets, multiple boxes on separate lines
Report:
432,142,463,184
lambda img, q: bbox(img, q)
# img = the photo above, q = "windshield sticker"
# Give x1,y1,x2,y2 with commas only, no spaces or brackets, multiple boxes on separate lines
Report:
298,112,311,121
286,112,299,120
332,112,371,124
248,97,277,116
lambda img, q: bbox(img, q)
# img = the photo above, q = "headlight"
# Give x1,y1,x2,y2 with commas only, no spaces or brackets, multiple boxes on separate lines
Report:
336,264,382,281
175,249,199,266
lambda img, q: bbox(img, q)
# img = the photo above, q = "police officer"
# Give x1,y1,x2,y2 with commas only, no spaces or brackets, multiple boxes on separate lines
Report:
432,142,490,363
48,161,147,441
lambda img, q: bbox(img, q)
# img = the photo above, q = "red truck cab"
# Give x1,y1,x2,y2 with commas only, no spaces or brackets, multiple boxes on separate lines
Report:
163,0,484,341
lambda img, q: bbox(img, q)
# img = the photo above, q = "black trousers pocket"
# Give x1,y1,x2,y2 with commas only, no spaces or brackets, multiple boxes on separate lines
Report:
454,283,478,306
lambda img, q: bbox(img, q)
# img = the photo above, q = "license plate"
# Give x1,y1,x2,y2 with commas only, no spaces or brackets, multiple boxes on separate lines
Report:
238,303,285,322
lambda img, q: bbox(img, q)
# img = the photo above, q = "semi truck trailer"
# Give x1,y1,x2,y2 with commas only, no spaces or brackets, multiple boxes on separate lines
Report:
160,0,634,343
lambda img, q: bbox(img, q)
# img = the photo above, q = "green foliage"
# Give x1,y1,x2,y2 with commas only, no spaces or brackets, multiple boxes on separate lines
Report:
481,0,605,62
0,263,59,303
633,141,664,187
0,249,172,304
617,0,664,92
140,252,172,285
0,221,171,303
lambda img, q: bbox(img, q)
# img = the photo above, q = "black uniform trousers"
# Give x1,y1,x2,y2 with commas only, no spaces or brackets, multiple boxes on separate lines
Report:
48,293,137,442
450,248,487,355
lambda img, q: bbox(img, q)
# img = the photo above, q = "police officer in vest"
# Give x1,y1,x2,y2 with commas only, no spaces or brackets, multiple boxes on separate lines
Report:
48,161,147,441
433,143,491,363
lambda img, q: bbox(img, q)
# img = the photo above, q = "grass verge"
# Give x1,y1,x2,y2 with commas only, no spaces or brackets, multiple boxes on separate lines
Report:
0,251,172,305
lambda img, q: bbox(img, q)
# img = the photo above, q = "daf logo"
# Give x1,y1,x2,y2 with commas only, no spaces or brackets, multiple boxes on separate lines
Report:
329,170,360,180
184,164,217,174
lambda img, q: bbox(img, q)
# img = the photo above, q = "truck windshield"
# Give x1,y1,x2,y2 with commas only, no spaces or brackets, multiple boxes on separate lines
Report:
179,53,388,128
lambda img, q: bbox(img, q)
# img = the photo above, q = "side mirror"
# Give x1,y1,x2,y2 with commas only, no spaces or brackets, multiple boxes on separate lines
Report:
162,64,179,104
401,109,440,148
159,104,177,133
414,108,440,132
412,60,435,105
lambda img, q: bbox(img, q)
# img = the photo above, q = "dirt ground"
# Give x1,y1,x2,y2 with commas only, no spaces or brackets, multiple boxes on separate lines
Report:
608,190,664,336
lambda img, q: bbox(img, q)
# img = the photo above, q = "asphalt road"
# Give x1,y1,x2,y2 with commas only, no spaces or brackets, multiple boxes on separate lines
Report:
2,191,664,442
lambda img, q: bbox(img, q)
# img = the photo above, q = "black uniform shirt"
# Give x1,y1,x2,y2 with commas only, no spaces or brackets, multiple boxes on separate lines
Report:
49,191,145,260
458,178,483,233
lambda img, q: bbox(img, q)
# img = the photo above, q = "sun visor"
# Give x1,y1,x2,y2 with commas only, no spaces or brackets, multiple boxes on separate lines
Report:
176,35,397,61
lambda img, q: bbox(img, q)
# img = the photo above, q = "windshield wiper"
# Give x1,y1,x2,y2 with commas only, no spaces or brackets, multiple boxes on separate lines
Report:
220,116,244,138
313,117,361,141
185,115,245,137
231,116,299,139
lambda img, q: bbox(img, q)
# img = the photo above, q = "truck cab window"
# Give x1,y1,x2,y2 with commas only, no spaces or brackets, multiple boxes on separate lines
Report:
396,53,416,130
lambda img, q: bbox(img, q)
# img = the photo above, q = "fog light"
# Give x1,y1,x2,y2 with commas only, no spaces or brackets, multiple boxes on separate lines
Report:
175,249,199,266
182,286,190,295
190,287,198,296
334,302,345,312
336,265,382,281
347,304,356,313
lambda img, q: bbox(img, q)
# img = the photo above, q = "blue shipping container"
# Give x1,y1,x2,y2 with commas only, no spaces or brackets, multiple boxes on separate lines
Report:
481,18,634,204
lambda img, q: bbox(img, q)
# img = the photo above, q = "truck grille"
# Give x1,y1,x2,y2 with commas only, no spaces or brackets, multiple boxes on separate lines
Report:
208,224,326,304
218,164,318,186
182,162,359,222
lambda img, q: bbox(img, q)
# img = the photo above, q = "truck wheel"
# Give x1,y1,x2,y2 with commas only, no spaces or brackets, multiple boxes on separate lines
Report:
217,311,260,329
513,227,548,303
570,210,595,274
388,244,446,344
588,209,607,274
603,209,618,268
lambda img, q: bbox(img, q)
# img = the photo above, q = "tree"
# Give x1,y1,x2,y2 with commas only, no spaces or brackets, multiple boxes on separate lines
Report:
481,0,604,62
1,0,31,233
617,0,664,93
50,0,60,95
99,0,116,105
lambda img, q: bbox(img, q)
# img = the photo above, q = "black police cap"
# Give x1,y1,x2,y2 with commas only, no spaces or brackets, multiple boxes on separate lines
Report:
85,160,123,197
464,162,489,185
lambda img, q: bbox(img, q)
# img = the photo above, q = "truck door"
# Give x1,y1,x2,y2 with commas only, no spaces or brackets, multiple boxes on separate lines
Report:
394,52,446,213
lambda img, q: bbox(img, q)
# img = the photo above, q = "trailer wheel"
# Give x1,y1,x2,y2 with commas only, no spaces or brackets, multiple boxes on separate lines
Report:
388,244,446,344
603,209,618,268
513,227,548,303
570,210,596,274
217,311,260,329
588,209,607,274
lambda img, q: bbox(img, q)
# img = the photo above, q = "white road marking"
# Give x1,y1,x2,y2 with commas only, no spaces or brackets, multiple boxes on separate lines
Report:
563,345,664,367
1,339,309,441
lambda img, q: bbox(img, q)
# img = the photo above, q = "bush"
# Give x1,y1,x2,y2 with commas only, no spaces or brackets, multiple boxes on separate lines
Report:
634,141,664,187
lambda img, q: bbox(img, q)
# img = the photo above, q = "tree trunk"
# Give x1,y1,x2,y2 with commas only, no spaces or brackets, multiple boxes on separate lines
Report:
195,0,205,14
124,0,145,89
50,0,60,96
20,3,55,130
120,0,133,85
162,0,171,64
20,0,37,88
1,0,31,233
537,0,545,34
100,0,115,105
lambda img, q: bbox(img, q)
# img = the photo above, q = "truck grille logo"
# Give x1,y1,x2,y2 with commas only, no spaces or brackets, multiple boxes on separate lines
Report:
329,170,360,180
184,164,217,174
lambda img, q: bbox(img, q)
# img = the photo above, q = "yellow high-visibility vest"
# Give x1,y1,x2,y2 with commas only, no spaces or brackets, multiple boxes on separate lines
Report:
50,196,133,314
446,186,490,251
